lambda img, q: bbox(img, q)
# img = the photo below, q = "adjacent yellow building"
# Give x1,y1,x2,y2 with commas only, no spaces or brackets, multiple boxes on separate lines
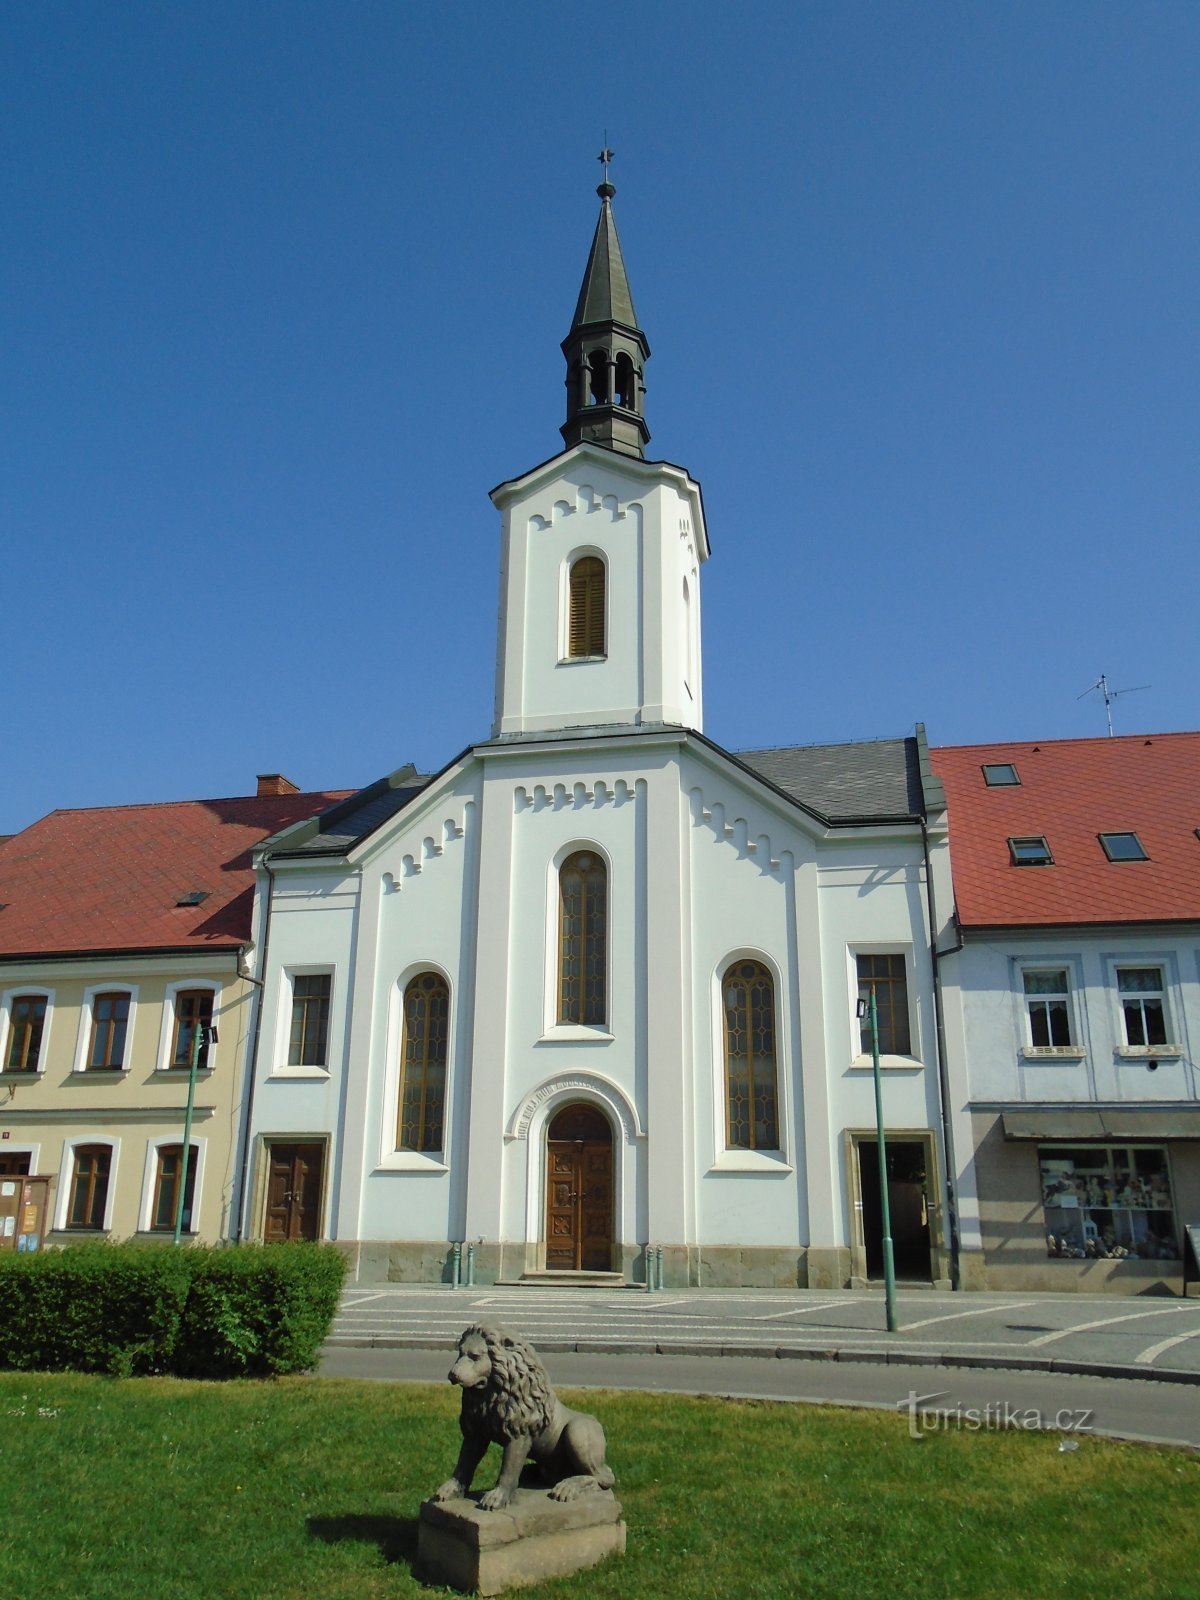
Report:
0,776,342,1247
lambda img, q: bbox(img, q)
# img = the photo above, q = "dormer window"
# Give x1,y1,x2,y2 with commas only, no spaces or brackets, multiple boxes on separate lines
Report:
567,556,606,659
1099,832,1148,862
1009,836,1053,866
982,763,1020,786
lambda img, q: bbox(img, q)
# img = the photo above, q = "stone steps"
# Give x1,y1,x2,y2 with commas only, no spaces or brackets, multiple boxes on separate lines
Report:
494,1270,632,1289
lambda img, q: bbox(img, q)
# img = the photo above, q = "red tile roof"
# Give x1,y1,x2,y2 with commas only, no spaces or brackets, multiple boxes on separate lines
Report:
0,791,349,958
932,733,1200,928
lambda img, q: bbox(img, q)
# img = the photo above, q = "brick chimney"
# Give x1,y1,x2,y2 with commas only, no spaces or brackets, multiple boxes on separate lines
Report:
257,773,300,797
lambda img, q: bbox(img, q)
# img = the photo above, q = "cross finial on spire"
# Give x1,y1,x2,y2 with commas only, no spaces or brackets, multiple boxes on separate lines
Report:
597,143,616,200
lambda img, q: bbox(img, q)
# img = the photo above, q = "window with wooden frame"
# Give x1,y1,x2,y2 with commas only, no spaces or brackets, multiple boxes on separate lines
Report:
567,556,606,659
558,851,607,1025
5,995,46,1072
288,974,331,1067
170,990,214,1070
150,1144,198,1232
87,992,130,1070
856,953,913,1056
67,1145,111,1230
397,972,449,1153
722,959,780,1151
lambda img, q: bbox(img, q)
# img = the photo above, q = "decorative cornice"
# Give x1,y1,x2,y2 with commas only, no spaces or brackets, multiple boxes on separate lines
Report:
514,778,638,815
382,802,471,895
688,785,790,878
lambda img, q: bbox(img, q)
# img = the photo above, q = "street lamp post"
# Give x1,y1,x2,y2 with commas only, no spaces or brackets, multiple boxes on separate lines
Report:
173,1018,213,1246
859,985,898,1333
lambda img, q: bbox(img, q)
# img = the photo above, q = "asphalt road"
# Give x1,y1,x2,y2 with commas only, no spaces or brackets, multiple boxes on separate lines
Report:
326,1283,1200,1375
318,1344,1200,1452
318,1284,1200,1451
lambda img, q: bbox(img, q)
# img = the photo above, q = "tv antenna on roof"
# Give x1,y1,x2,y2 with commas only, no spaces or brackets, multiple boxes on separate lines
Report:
1077,673,1151,737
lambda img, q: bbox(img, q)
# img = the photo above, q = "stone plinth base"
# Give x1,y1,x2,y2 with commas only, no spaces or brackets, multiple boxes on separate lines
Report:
417,1487,625,1595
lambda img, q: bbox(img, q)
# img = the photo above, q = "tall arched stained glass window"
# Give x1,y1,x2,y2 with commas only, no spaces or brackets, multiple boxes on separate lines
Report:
567,556,606,658
397,972,449,1153
722,959,779,1150
558,852,607,1026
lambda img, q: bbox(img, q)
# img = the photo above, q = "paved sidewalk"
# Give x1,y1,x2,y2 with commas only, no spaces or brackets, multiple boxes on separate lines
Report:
325,1283,1200,1385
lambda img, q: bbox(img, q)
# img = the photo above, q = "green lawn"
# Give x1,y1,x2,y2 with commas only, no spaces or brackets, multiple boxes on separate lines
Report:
2,1372,1197,1600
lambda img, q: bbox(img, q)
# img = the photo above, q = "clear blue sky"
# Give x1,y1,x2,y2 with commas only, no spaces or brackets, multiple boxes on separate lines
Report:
6,2,1198,833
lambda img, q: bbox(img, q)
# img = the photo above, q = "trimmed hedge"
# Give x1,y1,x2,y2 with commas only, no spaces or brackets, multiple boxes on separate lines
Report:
0,1241,346,1379
174,1243,347,1378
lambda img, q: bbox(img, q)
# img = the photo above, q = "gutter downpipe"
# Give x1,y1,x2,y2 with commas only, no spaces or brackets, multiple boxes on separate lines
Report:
921,817,964,1290
232,853,275,1241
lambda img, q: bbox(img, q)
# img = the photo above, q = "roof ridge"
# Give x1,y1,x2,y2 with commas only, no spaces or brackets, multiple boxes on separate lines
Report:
32,788,352,819
738,734,909,753
933,730,1200,755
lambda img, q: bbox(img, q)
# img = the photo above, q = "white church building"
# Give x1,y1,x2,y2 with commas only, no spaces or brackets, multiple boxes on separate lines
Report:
237,176,962,1290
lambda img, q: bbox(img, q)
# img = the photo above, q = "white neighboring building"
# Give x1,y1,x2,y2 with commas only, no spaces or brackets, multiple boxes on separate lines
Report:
238,180,958,1289
935,734,1200,1294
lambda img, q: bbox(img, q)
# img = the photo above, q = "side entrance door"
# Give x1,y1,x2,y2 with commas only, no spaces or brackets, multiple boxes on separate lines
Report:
264,1142,324,1242
545,1103,613,1271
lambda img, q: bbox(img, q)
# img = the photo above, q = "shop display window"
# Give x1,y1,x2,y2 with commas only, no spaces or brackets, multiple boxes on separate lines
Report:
1040,1145,1177,1261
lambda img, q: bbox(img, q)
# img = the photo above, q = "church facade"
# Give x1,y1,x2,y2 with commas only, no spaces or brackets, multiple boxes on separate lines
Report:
238,181,960,1289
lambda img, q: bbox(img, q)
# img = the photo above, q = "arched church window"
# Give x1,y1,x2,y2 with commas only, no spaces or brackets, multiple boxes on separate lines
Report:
558,852,607,1026
567,556,606,658
722,959,779,1150
397,972,449,1153
587,349,609,406
614,353,636,410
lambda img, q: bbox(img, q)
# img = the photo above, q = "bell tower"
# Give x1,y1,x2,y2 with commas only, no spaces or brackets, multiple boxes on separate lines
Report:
560,152,651,460
490,157,708,739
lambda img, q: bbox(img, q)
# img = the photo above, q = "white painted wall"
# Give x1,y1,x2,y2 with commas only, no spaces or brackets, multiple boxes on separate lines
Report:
491,444,707,737
945,931,1200,1106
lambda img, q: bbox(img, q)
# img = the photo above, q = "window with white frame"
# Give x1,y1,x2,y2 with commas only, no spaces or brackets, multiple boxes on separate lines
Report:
4,993,48,1072
397,972,449,1153
1022,969,1073,1048
149,1143,199,1233
722,959,780,1151
66,1144,113,1230
86,991,132,1070
168,989,215,1070
288,973,332,1067
558,852,607,1026
1117,967,1169,1048
855,953,912,1056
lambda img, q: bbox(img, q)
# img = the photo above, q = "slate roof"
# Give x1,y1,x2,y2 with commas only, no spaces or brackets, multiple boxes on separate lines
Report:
0,789,347,958
570,195,639,332
735,737,925,824
932,732,1200,928
268,769,432,856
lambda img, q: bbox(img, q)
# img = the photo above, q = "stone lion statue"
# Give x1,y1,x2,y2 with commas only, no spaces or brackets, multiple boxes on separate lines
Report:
430,1323,615,1511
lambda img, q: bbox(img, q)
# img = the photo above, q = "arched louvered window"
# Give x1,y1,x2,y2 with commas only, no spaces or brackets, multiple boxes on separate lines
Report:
614,352,636,410
397,972,449,1153
722,959,780,1150
568,556,606,659
558,851,607,1026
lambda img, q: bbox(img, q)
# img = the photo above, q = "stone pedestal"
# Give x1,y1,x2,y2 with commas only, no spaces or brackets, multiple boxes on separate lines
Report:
417,1487,626,1595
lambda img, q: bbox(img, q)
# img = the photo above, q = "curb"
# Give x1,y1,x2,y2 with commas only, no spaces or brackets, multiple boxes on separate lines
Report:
321,1333,1200,1386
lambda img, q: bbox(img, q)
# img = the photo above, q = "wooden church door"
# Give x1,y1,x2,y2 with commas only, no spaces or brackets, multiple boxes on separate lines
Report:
545,1103,613,1271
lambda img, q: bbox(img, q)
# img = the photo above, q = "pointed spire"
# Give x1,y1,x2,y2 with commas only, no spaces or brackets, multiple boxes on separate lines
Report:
560,151,651,459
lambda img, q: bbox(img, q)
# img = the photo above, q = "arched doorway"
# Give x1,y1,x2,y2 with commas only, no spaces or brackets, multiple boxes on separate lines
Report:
545,1102,613,1271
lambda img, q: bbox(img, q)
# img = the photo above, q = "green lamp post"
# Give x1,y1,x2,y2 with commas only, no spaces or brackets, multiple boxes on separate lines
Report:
173,1017,213,1246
